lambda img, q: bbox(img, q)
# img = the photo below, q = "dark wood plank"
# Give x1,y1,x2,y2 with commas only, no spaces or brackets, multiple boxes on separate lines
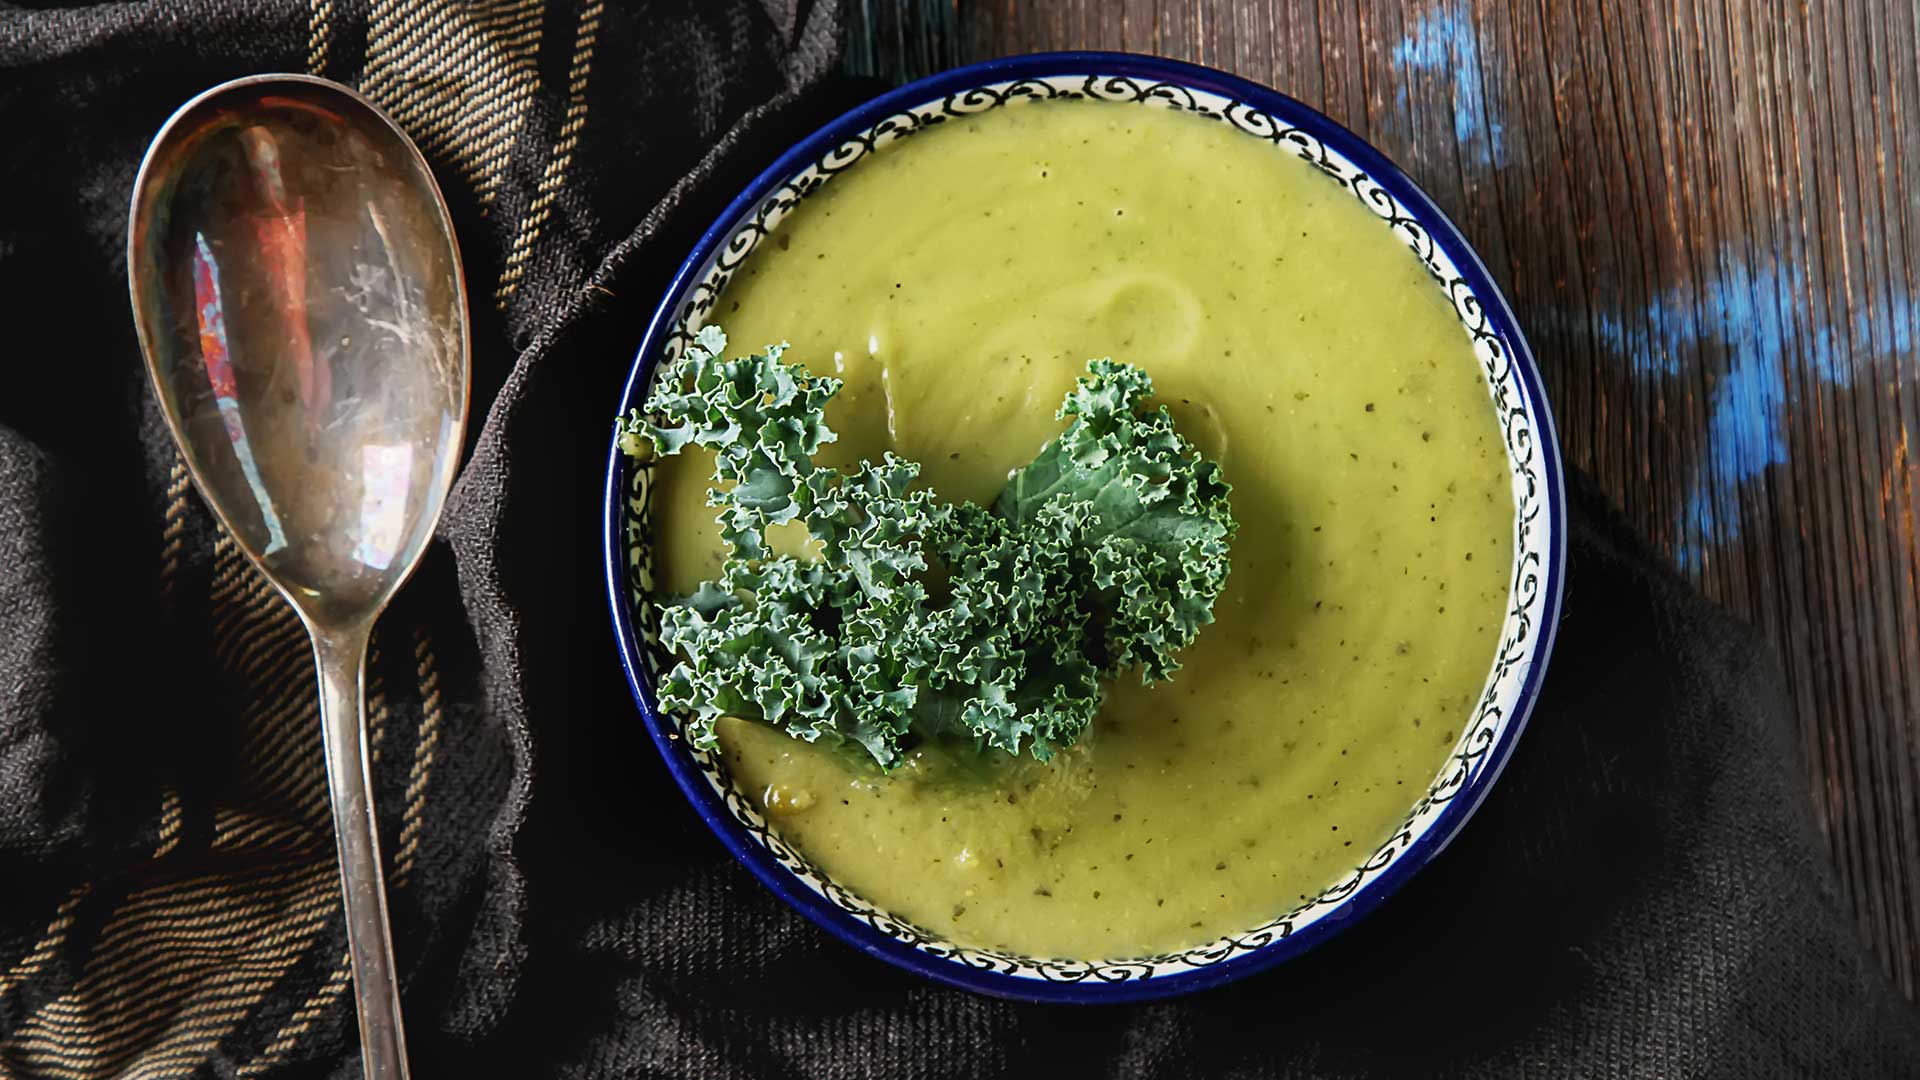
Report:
849,0,1920,1001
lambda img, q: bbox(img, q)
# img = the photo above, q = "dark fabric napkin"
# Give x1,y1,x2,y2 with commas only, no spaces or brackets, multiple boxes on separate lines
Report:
2,1,1917,1076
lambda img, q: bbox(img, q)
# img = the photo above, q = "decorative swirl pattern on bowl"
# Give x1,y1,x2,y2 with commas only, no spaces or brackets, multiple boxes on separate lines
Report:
612,63,1562,998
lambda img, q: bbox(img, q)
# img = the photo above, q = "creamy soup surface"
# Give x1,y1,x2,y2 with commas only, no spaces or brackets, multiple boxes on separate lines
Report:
649,98,1513,960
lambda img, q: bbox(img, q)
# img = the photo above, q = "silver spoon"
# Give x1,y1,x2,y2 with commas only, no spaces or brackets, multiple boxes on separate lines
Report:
127,74,469,1080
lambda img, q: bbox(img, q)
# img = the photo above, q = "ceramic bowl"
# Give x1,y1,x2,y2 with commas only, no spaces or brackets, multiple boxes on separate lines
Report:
603,51,1566,1003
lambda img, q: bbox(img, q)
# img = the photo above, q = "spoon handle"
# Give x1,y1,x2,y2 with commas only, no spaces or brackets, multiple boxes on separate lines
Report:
313,625,411,1080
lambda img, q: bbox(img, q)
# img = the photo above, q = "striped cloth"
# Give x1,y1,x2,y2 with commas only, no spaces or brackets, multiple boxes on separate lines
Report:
0,2,842,1074
2,2,1918,1077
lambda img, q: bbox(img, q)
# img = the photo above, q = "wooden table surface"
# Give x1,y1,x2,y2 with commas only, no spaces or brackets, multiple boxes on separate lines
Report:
850,0,1920,1001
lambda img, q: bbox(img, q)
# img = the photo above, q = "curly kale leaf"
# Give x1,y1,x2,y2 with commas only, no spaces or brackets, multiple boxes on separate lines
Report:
619,328,1237,769
996,358,1236,682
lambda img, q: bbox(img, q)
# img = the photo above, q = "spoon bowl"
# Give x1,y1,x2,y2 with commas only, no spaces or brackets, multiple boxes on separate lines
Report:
129,75,467,621
128,74,469,1078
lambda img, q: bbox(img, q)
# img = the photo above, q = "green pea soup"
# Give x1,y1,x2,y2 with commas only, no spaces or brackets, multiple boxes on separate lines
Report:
648,98,1512,960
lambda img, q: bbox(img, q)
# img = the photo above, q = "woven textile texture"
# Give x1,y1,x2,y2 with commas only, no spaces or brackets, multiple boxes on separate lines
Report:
1,1,1917,1076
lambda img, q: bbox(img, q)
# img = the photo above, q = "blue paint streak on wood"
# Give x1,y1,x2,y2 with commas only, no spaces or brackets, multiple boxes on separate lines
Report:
1391,5,1505,169
1571,253,1918,568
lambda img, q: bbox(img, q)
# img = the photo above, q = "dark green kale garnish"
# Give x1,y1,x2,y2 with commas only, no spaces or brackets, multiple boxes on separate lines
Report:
619,326,1236,769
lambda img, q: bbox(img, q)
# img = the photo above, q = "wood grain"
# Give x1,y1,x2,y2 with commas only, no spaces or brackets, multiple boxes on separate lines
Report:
850,0,1920,1001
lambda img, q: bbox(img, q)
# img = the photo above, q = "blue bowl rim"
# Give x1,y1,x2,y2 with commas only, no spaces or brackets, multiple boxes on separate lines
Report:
602,49,1568,1005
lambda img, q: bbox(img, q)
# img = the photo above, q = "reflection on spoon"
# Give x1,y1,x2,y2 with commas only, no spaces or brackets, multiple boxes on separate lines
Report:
353,443,412,572
191,232,289,556
239,121,328,432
